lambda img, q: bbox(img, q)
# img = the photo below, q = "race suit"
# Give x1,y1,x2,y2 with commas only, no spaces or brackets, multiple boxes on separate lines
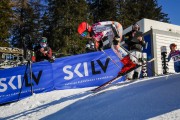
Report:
91,21,127,59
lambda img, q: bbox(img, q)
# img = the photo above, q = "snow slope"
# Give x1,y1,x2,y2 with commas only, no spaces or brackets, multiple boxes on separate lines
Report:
0,73,180,120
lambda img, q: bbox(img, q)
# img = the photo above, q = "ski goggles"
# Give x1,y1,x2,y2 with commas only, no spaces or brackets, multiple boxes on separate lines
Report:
81,31,88,37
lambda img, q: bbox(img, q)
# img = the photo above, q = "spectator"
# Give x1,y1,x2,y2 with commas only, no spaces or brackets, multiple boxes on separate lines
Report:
124,23,146,80
85,39,96,53
168,43,180,72
78,21,137,75
34,37,53,62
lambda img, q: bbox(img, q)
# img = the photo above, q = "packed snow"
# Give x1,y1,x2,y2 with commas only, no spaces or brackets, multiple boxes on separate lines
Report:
0,73,180,120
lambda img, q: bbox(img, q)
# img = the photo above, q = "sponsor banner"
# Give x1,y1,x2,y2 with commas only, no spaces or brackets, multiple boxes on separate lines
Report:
0,49,124,104
53,49,124,89
143,34,154,76
0,62,54,104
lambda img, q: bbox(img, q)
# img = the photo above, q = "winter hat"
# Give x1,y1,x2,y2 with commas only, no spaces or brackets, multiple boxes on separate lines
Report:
41,37,47,43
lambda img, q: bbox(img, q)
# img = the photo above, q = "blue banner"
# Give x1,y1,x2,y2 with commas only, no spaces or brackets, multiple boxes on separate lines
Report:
143,34,154,76
0,49,124,104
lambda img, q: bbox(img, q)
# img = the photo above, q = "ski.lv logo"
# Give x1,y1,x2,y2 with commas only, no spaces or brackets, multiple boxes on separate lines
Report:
63,58,110,80
0,71,42,92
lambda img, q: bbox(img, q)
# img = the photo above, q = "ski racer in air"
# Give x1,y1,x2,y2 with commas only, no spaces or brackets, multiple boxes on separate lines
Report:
77,21,137,75
168,43,180,72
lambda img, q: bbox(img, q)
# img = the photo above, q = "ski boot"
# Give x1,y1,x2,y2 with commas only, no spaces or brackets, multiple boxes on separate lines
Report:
118,55,137,75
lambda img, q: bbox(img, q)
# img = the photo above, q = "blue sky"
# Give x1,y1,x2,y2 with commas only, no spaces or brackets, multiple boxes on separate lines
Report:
158,0,180,25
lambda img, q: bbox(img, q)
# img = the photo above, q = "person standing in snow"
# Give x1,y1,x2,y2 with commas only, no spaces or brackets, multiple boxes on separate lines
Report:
168,43,180,73
123,23,146,80
77,21,137,75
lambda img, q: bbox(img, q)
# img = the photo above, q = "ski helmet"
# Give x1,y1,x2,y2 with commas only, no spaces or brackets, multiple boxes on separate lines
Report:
169,43,177,49
78,22,90,37
132,23,140,31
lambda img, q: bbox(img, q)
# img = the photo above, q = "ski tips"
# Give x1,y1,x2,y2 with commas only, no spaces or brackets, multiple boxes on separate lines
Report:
91,87,103,93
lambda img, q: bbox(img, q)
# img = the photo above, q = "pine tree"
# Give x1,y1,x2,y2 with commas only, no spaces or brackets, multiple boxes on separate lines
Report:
0,0,14,41
47,0,90,54
118,0,170,28
11,0,42,49
139,0,169,22
0,41,9,47
89,0,118,22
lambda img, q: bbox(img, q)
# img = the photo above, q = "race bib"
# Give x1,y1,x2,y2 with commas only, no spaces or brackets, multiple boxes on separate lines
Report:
172,55,180,62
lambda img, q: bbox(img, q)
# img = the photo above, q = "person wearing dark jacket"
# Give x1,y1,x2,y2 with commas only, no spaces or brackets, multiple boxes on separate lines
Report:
124,23,146,80
34,37,53,62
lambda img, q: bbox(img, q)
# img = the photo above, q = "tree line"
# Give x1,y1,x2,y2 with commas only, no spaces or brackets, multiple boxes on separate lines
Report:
0,0,169,55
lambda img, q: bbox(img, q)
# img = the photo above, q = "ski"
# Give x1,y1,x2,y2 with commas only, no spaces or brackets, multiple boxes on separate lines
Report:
91,58,155,92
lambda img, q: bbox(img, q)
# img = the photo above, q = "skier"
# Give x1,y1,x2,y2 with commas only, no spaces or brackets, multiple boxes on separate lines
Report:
168,43,180,72
77,21,137,75
124,23,146,80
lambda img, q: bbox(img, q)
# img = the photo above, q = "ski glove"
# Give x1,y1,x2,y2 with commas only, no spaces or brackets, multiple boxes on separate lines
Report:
113,37,120,45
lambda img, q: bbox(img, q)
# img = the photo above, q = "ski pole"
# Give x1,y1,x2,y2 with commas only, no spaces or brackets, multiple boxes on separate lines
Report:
101,49,121,69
